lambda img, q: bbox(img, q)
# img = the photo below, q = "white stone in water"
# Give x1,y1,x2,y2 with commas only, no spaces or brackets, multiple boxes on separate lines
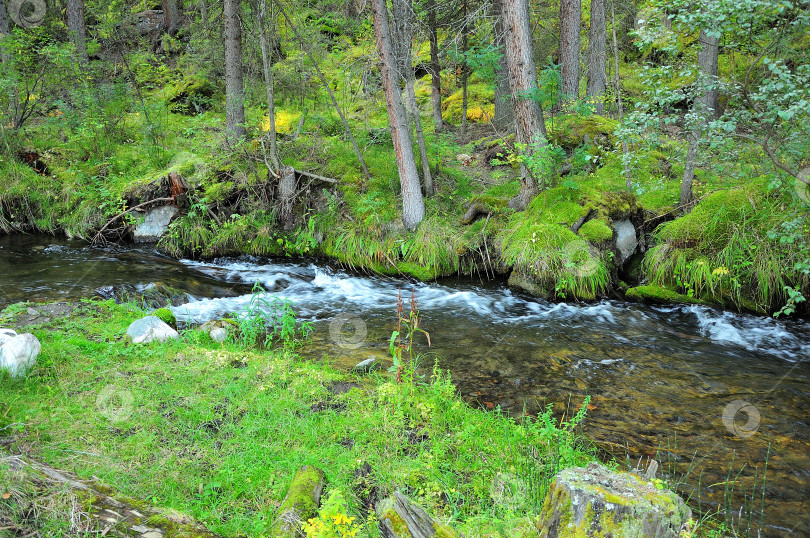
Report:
126,316,179,344
209,327,228,343
132,205,178,243
0,333,41,377
614,219,638,264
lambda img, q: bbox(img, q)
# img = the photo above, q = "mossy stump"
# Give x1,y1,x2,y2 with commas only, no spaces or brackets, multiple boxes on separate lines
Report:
376,491,457,538
271,465,326,537
538,463,691,537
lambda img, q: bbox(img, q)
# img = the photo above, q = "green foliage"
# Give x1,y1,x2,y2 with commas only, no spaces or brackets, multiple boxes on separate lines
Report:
232,283,313,350
302,489,362,537
153,308,177,329
578,219,614,243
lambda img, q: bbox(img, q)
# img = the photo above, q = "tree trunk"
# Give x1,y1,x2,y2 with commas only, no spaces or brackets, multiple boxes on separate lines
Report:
501,0,548,209
224,0,247,141
559,0,581,102
493,0,514,130
610,0,631,191
460,0,469,137
371,0,425,230
586,0,607,113
405,77,434,196
66,0,89,62
680,30,720,205
253,0,280,171
162,0,180,36
200,0,208,23
0,0,9,65
698,30,720,116
428,0,444,133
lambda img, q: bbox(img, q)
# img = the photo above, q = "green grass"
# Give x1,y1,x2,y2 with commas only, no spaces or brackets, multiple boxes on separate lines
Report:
0,300,596,536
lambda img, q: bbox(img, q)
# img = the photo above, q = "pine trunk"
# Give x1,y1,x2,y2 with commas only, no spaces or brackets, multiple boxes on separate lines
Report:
371,0,425,230
162,0,180,36
586,0,607,113
493,0,514,130
66,0,89,62
502,0,548,209
428,0,444,132
224,0,247,140
698,31,720,116
559,0,581,102
255,0,280,171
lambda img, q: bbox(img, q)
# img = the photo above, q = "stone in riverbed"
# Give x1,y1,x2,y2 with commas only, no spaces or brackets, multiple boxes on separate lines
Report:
209,327,228,342
538,462,691,537
126,316,179,344
132,205,178,243
0,331,41,377
351,358,381,374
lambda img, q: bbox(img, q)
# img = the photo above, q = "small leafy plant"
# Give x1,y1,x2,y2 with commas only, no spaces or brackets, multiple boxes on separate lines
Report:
389,289,431,385
232,283,312,350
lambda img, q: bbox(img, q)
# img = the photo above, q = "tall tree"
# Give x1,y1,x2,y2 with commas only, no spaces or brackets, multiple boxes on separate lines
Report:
559,0,581,102
162,0,180,36
371,0,425,229
501,0,549,209
586,0,607,113
66,0,89,61
252,0,280,171
0,0,9,65
224,0,247,140
427,0,444,132
493,0,514,130
680,29,719,205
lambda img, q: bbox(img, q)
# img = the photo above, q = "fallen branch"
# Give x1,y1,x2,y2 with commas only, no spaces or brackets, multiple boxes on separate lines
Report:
293,168,339,184
92,197,174,245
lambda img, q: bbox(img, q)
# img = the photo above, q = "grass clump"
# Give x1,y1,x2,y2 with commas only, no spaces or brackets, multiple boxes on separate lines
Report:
578,219,614,243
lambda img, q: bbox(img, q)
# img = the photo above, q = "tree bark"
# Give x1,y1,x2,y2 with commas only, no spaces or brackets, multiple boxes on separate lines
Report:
680,30,720,205
427,0,444,132
66,0,89,62
586,0,607,113
502,0,548,209
371,0,425,230
559,0,581,102
162,0,180,36
224,0,247,141
460,0,469,137
405,73,434,197
493,0,514,130
253,0,280,171
0,0,9,65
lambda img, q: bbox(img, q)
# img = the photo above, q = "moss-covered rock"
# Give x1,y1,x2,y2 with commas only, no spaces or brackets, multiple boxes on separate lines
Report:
578,219,614,243
538,463,691,537
167,75,216,115
153,307,177,329
625,285,706,305
547,114,619,151
580,191,643,221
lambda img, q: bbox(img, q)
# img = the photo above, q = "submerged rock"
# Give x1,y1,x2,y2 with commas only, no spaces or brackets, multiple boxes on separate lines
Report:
538,462,691,537
126,316,179,344
0,331,41,377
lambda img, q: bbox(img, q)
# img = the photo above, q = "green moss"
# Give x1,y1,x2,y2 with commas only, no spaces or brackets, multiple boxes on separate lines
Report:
154,308,177,328
578,219,614,243
625,285,706,305
547,114,619,150
272,466,326,536
167,75,216,115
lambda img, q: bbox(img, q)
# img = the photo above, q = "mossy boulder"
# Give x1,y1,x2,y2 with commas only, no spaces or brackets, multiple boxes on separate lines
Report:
580,191,643,221
507,271,553,300
538,463,691,537
153,307,177,329
548,114,619,151
625,285,707,305
578,219,614,243
167,75,216,115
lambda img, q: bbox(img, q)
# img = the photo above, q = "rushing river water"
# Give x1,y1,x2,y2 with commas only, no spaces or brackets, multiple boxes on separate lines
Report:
2,234,809,535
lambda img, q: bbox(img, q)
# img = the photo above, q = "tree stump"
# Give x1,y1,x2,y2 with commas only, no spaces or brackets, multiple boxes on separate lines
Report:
538,462,691,537
375,491,456,538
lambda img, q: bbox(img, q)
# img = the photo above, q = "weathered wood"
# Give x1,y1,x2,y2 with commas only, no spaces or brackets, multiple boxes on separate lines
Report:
2,453,221,537
570,208,596,233
271,465,326,537
460,202,492,225
376,491,457,538
293,168,339,184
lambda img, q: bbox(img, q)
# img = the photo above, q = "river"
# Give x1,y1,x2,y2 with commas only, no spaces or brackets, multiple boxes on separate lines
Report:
1,234,808,535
